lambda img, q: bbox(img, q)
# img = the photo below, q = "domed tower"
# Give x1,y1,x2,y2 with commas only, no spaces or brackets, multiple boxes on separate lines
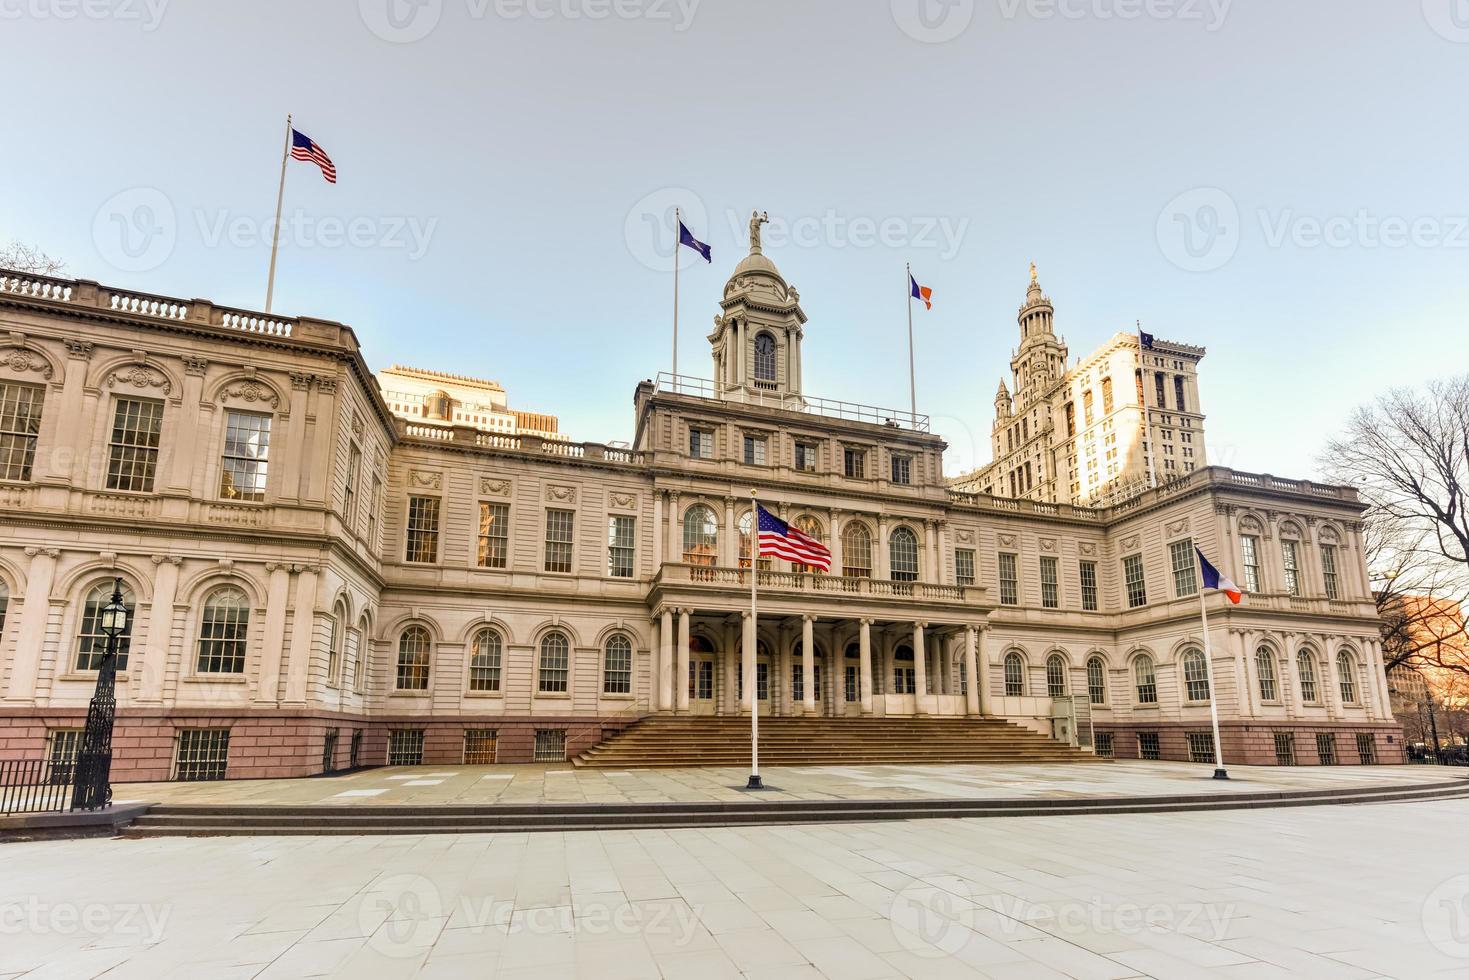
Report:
708,210,807,406
1010,263,1068,410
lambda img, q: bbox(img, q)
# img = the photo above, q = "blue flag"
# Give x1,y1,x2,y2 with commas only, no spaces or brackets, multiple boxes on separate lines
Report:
1139,331,1155,349
678,221,711,263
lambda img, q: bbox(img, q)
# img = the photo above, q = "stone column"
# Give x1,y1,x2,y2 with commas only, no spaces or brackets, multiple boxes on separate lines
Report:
258,563,297,705
976,627,993,716
665,492,680,568
652,490,664,569
859,619,874,714
829,509,843,574
167,359,209,495
45,341,94,484
741,611,754,710
659,608,674,711
4,547,58,702
801,615,816,713
724,497,737,566
723,619,739,715
964,628,981,715
283,565,320,705
649,616,661,709
676,609,691,712
1237,630,1259,717
924,521,939,582
912,622,928,714
138,555,182,704
877,517,890,580
1322,637,1344,720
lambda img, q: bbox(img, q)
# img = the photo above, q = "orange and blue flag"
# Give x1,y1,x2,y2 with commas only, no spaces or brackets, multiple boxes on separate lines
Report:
909,273,932,310
1197,548,1243,604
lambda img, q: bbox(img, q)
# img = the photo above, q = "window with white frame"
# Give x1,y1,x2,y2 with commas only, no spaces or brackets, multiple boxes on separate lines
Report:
469,628,502,692
889,527,919,582
106,398,164,493
842,523,872,578
196,587,250,674
0,381,44,482
1123,554,1147,608
342,441,360,527
1079,560,1099,611
1297,650,1319,702
1046,654,1066,697
478,502,509,569
843,447,866,479
396,626,431,691
326,609,343,685
1281,539,1301,596
683,504,719,566
1337,649,1357,703
366,474,381,551
1256,646,1278,701
603,634,632,694
998,553,1018,605
1086,656,1106,704
1169,539,1198,597
1134,654,1157,704
607,515,635,578
405,496,440,563
538,631,570,693
1182,647,1210,702
689,427,715,459
75,582,136,671
742,434,768,466
1321,544,1340,600
890,454,912,485
1040,556,1059,609
794,441,817,471
353,617,371,695
955,549,975,587
47,729,83,781
1240,535,1262,592
1003,652,1025,696
0,581,8,634
543,508,575,573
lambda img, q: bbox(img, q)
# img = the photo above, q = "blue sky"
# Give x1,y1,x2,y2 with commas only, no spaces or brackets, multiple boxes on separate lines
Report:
5,1,1467,477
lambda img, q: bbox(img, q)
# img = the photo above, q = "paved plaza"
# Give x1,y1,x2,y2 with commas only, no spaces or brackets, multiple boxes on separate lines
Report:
4,793,1469,978
115,761,1462,809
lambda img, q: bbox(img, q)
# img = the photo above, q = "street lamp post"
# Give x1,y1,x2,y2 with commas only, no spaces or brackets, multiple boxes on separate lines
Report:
70,578,129,811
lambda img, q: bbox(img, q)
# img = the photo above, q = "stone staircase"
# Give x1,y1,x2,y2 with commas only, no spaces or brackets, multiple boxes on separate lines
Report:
571,715,1102,768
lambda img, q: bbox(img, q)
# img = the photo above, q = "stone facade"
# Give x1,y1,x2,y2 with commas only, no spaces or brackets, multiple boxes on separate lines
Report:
0,247,1403,780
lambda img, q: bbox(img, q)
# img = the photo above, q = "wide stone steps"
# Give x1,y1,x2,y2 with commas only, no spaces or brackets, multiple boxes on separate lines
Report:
572,715,1100,768
119,778,1469,837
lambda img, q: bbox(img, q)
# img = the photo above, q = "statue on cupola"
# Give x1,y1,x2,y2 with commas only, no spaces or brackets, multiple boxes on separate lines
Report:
706,209,807,407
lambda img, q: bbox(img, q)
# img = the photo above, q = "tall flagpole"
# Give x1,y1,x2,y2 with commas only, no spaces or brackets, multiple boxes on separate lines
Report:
1197,575,1229,780
747,489,762,790
265,114,292,314
672,206,680,379
906,263,917,424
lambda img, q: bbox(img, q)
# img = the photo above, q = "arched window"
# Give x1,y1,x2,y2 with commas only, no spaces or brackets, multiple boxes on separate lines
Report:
0,581,8,634
1337,650,1357,704
76,581,136,671
539,631,570,693
353,615,372,694
737,511,771,570
1297,650,1318,703
197,586,251,674
682,504,719,566
604,634,633,695
396,626,431,690
469,628,502,692
1134,654,1157,704
1086,656,1107,705
1182,648,1210,702
1004,652,1026,696
842,523,873,578
1256,647,1278,701
1046,654,1067,697
753,332,776,384
328,603,347,685
893,644,916,695
889,527,919,582
792,516,825,573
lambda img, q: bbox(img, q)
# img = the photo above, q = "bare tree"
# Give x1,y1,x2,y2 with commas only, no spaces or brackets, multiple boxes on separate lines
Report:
1324,377,1469,678
0,241,66,276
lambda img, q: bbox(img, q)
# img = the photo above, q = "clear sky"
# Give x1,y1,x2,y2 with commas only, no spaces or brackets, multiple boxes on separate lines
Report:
5,1,1466,478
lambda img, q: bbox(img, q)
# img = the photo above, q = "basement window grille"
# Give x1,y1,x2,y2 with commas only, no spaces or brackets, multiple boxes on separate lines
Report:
1316,733,1337,766
464,729,498,765
534,729,566,762
388,729,425,766
1273,732,1296,766
174,729,230,782
1094,732,1114,758
1186,731,1215,764
1355,733,1376,765
1137,732,1161,761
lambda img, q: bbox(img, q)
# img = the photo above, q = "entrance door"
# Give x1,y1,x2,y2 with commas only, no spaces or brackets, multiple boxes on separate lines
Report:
688,635,717,715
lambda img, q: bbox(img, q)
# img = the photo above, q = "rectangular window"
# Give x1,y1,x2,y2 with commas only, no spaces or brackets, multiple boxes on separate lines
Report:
1321,545,1340,600
1273,732,1296,766
998,553,1018,606
387,729,425,766
1079,560,1099,611
1083,390,1094,426
463,729,497,765
219,410,272,502
955,549,975,587
477,502,509,569
1153,373,1166,407
367,474,381,551
341,442,360,524
1064,402,1076,438
1123,554,1147,608
1101,377,1113,415
1137,732,1161,761
1174,375,1187,411
0,381,44,482
689,428,714,459
1095,732,1114,758
743,434,768,466
845,665,859,702
890,454,912,485
1170,539,1198,597
843,447,866,479
175,729,230,781
607,515,635,578
1240,535,1261,593
1315,733,1337,766
1040,556,1059,609
794,441,817,471
46,729,84,783
1355,733,1376,765
106,398,164,493
405,496,441,563
544,508,575,573
1282,540,1301,596
1185,732,1215,764
534,729,567,762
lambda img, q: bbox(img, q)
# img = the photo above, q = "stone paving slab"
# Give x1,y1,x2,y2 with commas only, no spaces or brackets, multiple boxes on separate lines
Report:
116,761,1466,809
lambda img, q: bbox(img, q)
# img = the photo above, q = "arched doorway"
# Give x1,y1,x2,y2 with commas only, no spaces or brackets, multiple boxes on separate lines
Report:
688,634,717,715
893,644,916,695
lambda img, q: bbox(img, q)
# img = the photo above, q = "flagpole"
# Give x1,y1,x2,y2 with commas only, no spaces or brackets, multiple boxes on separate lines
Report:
265,114,292,314
673,206,680,379
906,262,917,424
1197,577,1229,780
747,489,762,789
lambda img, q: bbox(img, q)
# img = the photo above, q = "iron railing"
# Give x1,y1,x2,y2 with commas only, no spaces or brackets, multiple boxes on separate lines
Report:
0,759,74,816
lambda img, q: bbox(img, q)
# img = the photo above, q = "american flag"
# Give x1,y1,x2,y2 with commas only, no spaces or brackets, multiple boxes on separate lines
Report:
756,504,832,571
290,128,337,184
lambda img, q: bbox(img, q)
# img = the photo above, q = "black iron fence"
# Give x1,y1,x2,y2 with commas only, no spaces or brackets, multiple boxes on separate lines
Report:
0,759,74,816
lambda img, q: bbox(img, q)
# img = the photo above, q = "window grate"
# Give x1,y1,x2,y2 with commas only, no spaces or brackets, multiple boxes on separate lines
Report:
1186,731,1215,764
388,729,425,766
464,729,498,765
322,728,339,773
1137,732,1161,761
46,729,84,784
534,729,566,762
1355,733,1376,764
1273,732,1296,765
1315,732,1337,766
1095,732,1114,758
175,729,230,781
349,730,363,769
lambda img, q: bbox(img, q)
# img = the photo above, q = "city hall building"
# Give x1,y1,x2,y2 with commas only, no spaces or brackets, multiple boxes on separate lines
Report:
0,235,1403,780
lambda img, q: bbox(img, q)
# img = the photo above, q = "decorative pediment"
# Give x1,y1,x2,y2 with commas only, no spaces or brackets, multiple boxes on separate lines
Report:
610,492,638,510
1079,542,1097,556
107,364,172,396
1121,534,1141,551
955,529,975,544
480,478,510,497
997,533,1017,549
1,346,54,380
1165,518,1190,536
1039,537,1058,553
546,485,577,504
409,470,442,491
219,379,281,410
